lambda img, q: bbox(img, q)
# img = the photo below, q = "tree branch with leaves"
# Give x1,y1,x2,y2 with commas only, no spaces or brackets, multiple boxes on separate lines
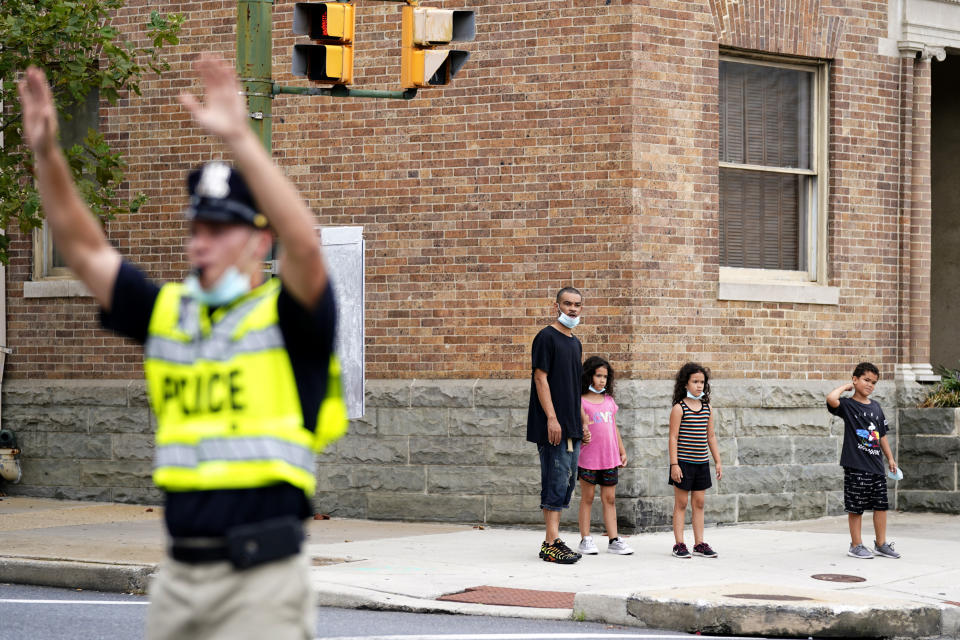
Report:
0,0,182,262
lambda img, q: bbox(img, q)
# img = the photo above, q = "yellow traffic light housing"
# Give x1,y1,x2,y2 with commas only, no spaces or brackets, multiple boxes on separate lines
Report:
292,2,355,84
401,5,475,89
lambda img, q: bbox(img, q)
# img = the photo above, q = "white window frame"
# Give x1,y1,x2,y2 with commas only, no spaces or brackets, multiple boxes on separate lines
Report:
27,88,100,298
717,53,838,305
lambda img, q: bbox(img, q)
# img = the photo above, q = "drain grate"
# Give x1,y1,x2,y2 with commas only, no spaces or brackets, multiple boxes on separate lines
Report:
725,593,813,601
438,585,575,609
811,573,866,583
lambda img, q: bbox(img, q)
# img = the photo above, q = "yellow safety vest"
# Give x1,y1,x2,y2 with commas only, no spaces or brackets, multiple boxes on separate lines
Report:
143,278,348,496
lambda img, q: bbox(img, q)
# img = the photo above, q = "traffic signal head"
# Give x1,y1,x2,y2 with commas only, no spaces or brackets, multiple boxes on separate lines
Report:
291,2,355,84
401,5,475,89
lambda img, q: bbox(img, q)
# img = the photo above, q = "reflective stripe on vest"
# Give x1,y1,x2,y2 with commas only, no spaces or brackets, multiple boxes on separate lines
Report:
144,278,348,495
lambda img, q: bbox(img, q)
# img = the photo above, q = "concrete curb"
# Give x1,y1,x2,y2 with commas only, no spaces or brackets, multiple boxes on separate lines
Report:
0,557,155,595
623,596,943,638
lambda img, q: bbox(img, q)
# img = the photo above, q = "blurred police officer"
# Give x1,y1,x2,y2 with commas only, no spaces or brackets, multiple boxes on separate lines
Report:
18,55,347,640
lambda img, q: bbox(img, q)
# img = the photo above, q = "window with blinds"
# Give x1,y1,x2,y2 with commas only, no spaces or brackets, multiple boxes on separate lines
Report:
719,58,820,274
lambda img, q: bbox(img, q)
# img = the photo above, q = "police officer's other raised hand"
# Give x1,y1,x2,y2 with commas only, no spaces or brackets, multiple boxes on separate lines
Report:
17,67,59,157
178,54,250,142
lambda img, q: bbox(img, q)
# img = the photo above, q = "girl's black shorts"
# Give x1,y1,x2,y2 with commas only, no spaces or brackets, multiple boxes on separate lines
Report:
578,467,618,486
668,460,712,492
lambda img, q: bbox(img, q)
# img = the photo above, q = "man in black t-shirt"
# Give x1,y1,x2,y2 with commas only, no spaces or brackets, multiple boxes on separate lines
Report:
19,56,343,639
527,287,587,564
827,362,900,561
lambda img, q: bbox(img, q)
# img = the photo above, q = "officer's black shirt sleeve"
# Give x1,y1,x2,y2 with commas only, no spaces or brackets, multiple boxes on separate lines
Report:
99,261,339,537
278,280,337,433
99,261,161,344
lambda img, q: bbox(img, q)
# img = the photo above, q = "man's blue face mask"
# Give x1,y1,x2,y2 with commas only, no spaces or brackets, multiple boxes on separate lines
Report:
184,228,260,306
184,265,251,306
558,311,580,329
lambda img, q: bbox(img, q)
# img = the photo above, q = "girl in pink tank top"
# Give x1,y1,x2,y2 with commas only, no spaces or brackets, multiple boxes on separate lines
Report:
576,356,633,556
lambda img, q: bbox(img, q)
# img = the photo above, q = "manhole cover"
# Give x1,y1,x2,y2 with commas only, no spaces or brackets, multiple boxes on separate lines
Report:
725,593,813,601
811,573,866,583
438,585,575,609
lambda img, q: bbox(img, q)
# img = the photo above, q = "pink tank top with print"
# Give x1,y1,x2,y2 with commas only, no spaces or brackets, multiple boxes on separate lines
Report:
578,395,621,470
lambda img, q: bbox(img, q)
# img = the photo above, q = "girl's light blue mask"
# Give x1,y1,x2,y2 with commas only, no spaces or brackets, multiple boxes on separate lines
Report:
558,312,580,329
686,390,704,400
589,385,605,394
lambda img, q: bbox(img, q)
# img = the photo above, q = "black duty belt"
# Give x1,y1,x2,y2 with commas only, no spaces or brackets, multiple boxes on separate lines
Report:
170,516,304,570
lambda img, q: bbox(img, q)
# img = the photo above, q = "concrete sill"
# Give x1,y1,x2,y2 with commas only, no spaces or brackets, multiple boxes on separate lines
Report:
718,280,840,305
23,279,92,299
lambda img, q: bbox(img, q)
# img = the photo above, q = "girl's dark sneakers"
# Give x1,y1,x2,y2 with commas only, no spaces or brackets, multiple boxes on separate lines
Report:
693,542,718,558
672,542,692,558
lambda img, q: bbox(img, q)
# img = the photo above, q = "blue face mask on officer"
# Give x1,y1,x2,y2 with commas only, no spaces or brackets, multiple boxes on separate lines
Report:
184,264,251,307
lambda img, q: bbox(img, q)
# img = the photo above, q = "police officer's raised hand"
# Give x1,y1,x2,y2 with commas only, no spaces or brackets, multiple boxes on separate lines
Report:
17,67,59,157
179,55,250,141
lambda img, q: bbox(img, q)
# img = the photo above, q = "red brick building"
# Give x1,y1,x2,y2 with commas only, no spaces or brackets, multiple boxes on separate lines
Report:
4,0,959,519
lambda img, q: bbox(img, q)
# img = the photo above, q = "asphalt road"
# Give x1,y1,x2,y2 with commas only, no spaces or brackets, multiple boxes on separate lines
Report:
0,583,703,640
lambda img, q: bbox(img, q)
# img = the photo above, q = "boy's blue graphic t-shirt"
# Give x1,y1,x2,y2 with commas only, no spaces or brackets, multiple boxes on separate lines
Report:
828,397,889,475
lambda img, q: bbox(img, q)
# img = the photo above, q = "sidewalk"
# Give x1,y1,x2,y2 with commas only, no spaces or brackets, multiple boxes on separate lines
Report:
1,497,958,638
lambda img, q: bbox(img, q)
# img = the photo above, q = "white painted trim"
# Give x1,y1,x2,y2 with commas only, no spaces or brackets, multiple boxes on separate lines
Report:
23,279,93,299
718,280,839,305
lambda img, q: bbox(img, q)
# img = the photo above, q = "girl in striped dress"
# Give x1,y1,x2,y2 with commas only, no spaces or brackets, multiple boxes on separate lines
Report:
667,362,723,559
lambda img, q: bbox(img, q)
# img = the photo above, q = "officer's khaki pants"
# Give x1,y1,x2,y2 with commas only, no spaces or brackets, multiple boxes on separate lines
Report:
146,548,315,640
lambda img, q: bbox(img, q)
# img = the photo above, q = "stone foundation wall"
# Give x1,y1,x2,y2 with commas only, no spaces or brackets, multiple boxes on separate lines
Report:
897,408,960,514
4,379,951,526
0,380,161,504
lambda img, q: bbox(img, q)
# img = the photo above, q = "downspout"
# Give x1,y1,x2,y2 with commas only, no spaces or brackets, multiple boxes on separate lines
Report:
897,47,915,372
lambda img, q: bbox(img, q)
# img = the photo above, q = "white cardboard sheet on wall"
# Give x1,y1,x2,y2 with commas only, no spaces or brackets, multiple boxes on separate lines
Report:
319,226,365,419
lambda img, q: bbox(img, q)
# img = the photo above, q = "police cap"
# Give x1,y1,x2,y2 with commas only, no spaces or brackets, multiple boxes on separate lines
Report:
186,162,269,229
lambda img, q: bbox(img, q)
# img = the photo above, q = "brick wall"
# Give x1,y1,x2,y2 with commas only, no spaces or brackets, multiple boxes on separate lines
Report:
3,0,928,383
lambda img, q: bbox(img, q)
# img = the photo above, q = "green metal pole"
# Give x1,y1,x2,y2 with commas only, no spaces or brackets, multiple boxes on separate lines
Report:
237,0,273,152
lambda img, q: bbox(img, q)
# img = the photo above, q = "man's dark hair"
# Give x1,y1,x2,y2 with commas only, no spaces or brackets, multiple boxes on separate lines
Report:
556,286,582,303
853,362,880,379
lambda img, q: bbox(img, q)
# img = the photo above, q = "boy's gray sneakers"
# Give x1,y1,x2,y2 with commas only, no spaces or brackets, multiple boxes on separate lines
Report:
578,536,599,555
607,537,634,555
874,540,901,558
848,543,874,559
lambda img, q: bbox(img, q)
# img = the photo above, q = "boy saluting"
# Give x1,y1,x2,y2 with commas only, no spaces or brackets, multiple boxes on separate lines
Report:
827,362,900,560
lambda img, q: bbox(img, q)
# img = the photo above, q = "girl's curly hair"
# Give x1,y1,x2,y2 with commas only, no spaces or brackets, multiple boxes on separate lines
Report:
672,362,710,405
581,356,614,398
